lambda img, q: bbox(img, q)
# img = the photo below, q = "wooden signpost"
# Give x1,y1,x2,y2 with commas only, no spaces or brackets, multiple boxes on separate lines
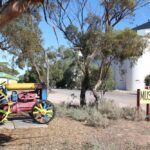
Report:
137,88,150,120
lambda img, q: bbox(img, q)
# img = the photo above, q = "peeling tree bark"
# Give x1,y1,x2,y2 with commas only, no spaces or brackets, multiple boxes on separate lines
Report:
45,51,50,94
92,79,103,109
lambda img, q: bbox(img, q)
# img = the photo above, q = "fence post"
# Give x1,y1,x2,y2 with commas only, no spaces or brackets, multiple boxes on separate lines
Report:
145,86,150,120
137,89,140,110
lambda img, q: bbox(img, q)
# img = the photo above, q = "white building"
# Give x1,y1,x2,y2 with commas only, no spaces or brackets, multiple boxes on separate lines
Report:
113,21,150,91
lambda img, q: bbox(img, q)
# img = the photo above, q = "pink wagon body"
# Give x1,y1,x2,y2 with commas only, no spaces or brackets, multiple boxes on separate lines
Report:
4,91,37,113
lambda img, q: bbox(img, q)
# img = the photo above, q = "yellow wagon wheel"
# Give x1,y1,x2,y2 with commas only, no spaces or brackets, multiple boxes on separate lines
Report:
0,85,12,124
31,100,55,124
0,109,7,124
0,101,12,124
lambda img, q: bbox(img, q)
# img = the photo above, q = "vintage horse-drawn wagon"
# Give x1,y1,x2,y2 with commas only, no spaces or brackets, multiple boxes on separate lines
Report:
0,82,55,124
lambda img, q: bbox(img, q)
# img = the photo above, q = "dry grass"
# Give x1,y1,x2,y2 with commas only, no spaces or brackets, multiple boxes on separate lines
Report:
56,100,145,128
0,117,150,150
121,107,145,121
82,140,150,150
97,100,122,120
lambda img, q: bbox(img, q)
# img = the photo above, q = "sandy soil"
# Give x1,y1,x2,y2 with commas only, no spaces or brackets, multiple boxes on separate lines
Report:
0,117,150,150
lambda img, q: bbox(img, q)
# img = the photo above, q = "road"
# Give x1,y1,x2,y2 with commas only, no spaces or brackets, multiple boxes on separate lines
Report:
48,89,139,108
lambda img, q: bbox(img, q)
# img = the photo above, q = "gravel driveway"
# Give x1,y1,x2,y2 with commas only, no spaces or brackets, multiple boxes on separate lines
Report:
48,89,138,108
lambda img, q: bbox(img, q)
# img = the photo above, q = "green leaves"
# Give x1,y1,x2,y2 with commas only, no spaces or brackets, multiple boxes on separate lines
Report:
0,12,43,69
121,0,135,9
0,62,19,76
115,29,145,61
65,25,79,44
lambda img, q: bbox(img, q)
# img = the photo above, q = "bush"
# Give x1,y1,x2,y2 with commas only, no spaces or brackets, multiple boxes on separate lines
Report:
86,108,109,128
121,107,145,121
98,100,122,120
56,100,145,128
56,103,110,127
67,107,89,121
56,103,89,121
121,107,136,120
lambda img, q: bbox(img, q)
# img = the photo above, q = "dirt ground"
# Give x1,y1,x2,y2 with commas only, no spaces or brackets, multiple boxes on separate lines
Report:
0,116,150,150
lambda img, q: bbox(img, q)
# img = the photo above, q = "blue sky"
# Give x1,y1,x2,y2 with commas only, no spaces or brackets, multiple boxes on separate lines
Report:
39,2,150,49
39,15,68,49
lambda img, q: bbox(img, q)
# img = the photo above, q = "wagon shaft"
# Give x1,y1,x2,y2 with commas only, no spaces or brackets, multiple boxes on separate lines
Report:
5,83,36,90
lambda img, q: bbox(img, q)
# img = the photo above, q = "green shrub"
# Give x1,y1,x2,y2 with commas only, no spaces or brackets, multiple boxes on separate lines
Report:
86,108,109,128
56,103,89,121
98,100,122,120
55,103,69,117
67,107,89,121
121,107,145,121
56,103,110,127
56,100,145,128
121,107,136,120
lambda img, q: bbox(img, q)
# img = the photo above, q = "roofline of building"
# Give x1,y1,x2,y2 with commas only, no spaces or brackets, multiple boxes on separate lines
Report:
0,72,19,81
133,21,150,31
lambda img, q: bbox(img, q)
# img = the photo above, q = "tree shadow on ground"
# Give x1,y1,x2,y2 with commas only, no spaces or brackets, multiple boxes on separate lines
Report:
9,116,36,124
0,134,13,146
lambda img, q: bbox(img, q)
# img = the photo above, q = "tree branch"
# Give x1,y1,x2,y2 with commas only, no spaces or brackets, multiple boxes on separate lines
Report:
0,0,43,28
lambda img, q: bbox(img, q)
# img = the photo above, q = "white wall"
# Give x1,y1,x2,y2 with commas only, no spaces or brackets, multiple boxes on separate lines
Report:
137,29,150,36
112,62,126,90
126,48,150,91
126,29,150,91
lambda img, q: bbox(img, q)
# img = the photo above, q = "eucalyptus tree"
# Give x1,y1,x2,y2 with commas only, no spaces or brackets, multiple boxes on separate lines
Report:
0,10,45,82
0,62,19,75
43,0,147,106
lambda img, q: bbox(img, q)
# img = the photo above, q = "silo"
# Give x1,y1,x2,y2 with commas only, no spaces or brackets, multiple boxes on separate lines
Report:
126,27,150,91
126,49,150,91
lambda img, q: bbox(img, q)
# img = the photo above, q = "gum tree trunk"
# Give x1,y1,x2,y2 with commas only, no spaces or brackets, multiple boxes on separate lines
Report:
92,79,103,108
80,70,89,106
0,0,43,27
